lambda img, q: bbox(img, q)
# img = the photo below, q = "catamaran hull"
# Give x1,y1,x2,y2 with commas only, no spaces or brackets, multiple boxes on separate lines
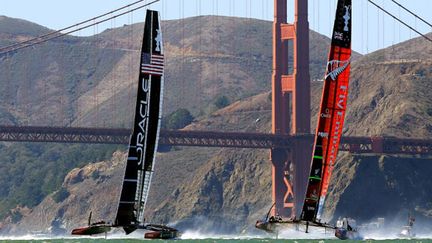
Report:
255,220,278,233
143,223,180,239
145,230,179,239
71,225,111,235
255,219,334,234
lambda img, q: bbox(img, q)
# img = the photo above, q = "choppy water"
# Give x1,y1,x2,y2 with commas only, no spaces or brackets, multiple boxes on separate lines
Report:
1,233,432,243
1,228,431,243
1,239,432,243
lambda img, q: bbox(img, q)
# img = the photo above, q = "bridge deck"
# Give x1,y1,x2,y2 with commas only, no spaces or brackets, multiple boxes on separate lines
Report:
0,126,430,155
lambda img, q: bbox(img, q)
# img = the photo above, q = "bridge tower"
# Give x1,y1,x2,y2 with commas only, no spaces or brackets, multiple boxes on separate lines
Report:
271,0,311,218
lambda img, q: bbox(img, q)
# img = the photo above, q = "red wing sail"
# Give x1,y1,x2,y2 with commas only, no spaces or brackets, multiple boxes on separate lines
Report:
301,0,352,222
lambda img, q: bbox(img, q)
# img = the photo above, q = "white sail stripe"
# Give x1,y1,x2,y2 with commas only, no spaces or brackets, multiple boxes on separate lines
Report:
141,66,163,70
141,71,163,76
139,171,154,221
142,69,163,73
142,61,164,64
141,67,163,70
142,71,163,75
119,201,136,204
142,64,163,68
142,64,164,68
124,179,138,182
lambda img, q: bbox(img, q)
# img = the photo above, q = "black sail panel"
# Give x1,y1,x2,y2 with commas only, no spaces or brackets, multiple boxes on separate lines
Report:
115,10,164,230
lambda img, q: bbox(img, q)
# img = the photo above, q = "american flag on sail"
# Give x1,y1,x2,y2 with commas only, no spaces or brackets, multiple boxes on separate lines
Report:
141,53,164,76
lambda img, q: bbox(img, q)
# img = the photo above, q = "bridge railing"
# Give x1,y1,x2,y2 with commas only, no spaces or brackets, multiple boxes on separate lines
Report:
0,126,430,155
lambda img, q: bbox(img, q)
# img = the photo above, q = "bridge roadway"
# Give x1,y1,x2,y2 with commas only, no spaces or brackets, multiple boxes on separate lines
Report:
0,126,430,155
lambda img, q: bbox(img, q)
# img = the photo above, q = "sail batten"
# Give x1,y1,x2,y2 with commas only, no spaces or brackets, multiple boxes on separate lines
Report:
300,0,352,223
114,10,164,231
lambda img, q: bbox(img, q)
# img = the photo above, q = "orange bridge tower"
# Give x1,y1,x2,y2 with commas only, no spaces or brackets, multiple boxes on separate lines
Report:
271,0,312,218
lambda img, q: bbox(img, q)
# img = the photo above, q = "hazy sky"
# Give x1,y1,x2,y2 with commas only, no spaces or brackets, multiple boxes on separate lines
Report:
2,0,432,54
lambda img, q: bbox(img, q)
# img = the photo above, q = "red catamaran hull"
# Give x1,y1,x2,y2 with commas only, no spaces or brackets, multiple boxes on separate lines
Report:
144,230,179,239
71,225,111,235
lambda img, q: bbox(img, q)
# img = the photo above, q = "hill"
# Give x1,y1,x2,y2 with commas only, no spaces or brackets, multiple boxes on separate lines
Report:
0,14,343,232
0,15,361,128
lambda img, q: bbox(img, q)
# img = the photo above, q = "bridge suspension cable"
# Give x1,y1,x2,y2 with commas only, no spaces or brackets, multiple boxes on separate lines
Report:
0,0,160,56
367,0,432,43
391,0,432,28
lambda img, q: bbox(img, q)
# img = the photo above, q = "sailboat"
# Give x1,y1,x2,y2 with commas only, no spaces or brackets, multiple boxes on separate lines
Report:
71,9,179,239
256,0,355,239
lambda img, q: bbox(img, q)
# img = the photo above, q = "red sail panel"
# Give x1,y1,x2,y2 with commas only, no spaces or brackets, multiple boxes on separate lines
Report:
301,0,351,222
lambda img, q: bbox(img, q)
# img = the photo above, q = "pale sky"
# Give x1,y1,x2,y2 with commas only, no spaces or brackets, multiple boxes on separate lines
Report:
1,0,432,54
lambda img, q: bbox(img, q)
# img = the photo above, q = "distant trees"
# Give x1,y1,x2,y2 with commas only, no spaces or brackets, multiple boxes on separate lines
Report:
53,187,70,203
159,109,195,152
0,143,121,219
213,95,230,109
162,108,194,130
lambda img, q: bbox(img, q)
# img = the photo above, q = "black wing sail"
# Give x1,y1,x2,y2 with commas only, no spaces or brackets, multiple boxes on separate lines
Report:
115,10,164,233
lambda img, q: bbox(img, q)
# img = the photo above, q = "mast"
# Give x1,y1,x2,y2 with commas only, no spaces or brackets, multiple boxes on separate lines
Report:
115,10,164,233
300,0,352,222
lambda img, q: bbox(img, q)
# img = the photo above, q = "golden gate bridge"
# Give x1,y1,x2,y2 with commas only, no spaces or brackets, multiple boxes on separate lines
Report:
0,0,431,222
0,126,429,154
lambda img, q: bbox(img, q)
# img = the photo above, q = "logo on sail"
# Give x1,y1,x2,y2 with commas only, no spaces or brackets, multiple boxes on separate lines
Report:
334,31,344,40
324,59,350,81
155,29,162,52
343,5,351,32
136,78,150,166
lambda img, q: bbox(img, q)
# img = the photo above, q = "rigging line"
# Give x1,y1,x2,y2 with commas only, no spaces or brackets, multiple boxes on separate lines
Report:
0,0,160,56
367,0,432,43
0,0,156,53
366,0,369,53
391,0,432,28
382,0,385,50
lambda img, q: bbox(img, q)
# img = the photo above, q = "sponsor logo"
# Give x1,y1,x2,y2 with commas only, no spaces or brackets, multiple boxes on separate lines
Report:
334,31,344,40
155,29,162,52
135,78,150,166
343,5,351,32
337,86,348,109
321,108,331,118
325,59,350,81
327,85,348,168
318,132,329,138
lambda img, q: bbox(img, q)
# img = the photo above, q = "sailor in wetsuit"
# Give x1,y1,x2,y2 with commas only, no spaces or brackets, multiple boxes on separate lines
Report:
269,214,283,223
335,218,361,240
